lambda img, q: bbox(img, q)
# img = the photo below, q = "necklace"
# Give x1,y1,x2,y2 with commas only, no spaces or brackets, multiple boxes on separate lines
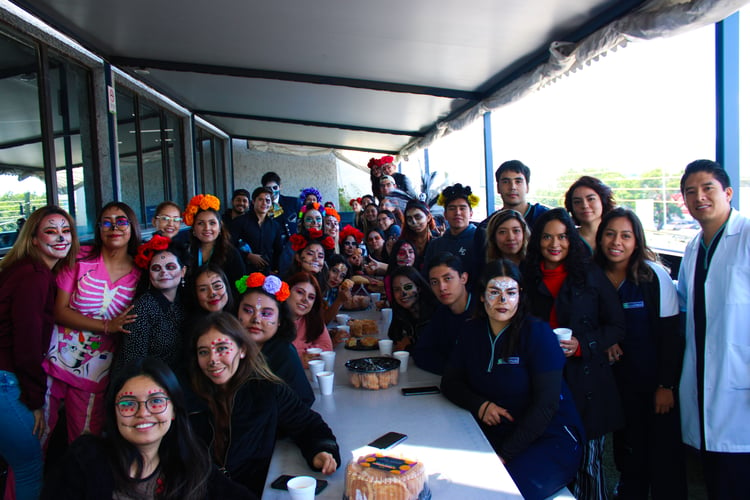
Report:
605,269,625,289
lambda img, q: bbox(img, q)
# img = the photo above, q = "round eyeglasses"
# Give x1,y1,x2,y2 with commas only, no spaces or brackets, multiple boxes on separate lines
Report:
116,396,170,417
100,217,130,231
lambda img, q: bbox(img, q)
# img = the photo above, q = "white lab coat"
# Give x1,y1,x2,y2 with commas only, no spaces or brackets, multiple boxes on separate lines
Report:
677,209,750,452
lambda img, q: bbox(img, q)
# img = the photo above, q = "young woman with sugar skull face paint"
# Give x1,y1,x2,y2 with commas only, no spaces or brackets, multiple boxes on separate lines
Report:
189,311,340,496
386,266,437,353
441,260,585,499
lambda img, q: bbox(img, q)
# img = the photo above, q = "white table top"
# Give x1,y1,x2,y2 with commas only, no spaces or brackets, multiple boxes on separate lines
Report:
261,310,573,499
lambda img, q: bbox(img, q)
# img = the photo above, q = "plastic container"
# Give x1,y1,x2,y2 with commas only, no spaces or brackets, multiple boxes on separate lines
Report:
345,356,401,390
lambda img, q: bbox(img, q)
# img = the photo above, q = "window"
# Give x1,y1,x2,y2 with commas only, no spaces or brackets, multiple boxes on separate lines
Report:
195,126,227,202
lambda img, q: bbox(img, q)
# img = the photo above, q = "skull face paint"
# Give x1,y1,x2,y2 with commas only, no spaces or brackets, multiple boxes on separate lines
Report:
483,276,520,329
392,275,419,311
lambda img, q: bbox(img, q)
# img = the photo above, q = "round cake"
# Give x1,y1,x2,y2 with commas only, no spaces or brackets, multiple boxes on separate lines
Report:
344,454,430,500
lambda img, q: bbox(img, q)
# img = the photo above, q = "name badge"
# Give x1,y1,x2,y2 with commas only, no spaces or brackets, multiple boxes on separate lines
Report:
622,301,645,309
498,356,520,365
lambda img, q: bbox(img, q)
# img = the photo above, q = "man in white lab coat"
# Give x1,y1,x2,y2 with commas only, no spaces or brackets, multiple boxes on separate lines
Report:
677,159,750,500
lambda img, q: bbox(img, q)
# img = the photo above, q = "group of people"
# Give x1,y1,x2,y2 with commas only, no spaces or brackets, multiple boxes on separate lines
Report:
1,157,747,500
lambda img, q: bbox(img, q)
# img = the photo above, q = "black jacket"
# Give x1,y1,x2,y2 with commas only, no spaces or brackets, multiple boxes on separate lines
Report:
190,378,340,496
526,263,625,439
41,434,253,499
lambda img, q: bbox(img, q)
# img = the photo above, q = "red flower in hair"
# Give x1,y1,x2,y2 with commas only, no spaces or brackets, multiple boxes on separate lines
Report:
290,234,307,252
339,225,364,245
321,236,335,250
134,234,171,269
308,229,324,239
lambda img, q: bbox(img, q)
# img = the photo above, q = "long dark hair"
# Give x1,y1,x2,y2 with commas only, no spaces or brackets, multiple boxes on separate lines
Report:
189,312,280,407
594,208,660,285
87,201,141,260
475,260,528,359
287,271,326,343
387,239,417,271
485,209,530,262
389,266,437,320
564,175,616,225
526,208,588,286
188,208,233,268
105,358,210,500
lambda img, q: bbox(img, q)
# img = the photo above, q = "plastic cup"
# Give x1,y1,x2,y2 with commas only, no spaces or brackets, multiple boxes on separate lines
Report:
393,350,409,372
308,359,325,387
316,371,334,395
378,339,393,356
286,475,316,500
336,313,350,325
553,328,573,342
321,350,336,371
335,325,350,341
306,347,323,360
370,293,380,309
380,308,393,327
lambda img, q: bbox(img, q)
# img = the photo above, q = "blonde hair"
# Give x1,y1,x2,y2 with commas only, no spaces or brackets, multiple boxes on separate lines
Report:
0,205,78,273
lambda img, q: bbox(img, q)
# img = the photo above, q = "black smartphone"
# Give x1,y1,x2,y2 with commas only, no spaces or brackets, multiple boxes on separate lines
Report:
270,474,328,494
401,386,441,396
368,431,408,449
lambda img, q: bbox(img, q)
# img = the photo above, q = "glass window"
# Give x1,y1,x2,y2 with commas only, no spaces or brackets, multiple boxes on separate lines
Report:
489,24,716,252
48,51,97,235
140,99,165,223
0,31,46,249
195,126,227,201
164,112,185,211
116,88,142,219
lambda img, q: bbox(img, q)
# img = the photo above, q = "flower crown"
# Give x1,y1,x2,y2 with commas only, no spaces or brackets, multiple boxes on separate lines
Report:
235,273,290,302
324,207,340,222
183,194,221,226
299,187,322,204
298,201,322,220
290,230,335,252
135,234,171,269
367,155,395,169
349,197,362,207
436,183,480,208
339,225,364,245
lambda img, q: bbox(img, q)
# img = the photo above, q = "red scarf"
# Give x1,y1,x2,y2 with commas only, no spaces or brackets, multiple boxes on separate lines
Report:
540,262,567,328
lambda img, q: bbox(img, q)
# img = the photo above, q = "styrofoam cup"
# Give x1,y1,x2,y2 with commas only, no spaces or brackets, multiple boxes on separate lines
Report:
308,359,325,387
335,325,350,341
393,350,409,372
380,308,393,327
553,328,573,342
287,475,316,500
336,313,350,325
306,347,323,359
321,350,336,371
378,339,393,356
316,371,334,395
370,293,380,309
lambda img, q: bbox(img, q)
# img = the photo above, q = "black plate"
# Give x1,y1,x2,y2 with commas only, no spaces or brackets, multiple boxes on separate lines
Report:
345,356,401,372
344,341,380,351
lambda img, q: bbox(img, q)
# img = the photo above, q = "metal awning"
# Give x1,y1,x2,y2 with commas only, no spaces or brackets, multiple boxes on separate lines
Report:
12,0,648,154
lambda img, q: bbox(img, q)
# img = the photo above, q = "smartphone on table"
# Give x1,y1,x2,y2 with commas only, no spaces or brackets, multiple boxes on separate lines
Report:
270,474,328,494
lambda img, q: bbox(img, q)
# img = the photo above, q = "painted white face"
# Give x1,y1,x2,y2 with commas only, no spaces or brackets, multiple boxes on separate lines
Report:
392,275,419,310
405,208,428,233
33,214,73,267
298,243,325,274
149,251,185,292
483,277,520,326
303,209,323,231
263,182,281,203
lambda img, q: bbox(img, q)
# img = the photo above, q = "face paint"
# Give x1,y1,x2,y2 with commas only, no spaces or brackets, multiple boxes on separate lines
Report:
484,278,519,304
237,292,280,345
392,276,419,310
196,329,244,385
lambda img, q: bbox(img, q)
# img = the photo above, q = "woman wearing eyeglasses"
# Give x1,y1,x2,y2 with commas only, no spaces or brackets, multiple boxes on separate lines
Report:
42,357,251,499
151,201,184,240
45,202,142,444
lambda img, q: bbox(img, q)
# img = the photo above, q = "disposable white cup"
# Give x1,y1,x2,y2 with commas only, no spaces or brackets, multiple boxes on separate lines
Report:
308,359,325,387
316,371,334,395
336,313,350,325
306,347,323,359
553,328,573,342
286,475,316,500
378,339,394,356
321,350,336,371
380,308,393,327
370,293,380,308
393,350,409,372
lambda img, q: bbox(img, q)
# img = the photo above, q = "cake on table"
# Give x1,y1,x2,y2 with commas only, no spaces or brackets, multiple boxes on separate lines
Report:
344,454,430,500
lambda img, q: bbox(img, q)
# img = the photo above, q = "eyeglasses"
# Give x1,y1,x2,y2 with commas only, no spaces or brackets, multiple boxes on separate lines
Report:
116,397,170,417
155,215,183,224
100,217,130,231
